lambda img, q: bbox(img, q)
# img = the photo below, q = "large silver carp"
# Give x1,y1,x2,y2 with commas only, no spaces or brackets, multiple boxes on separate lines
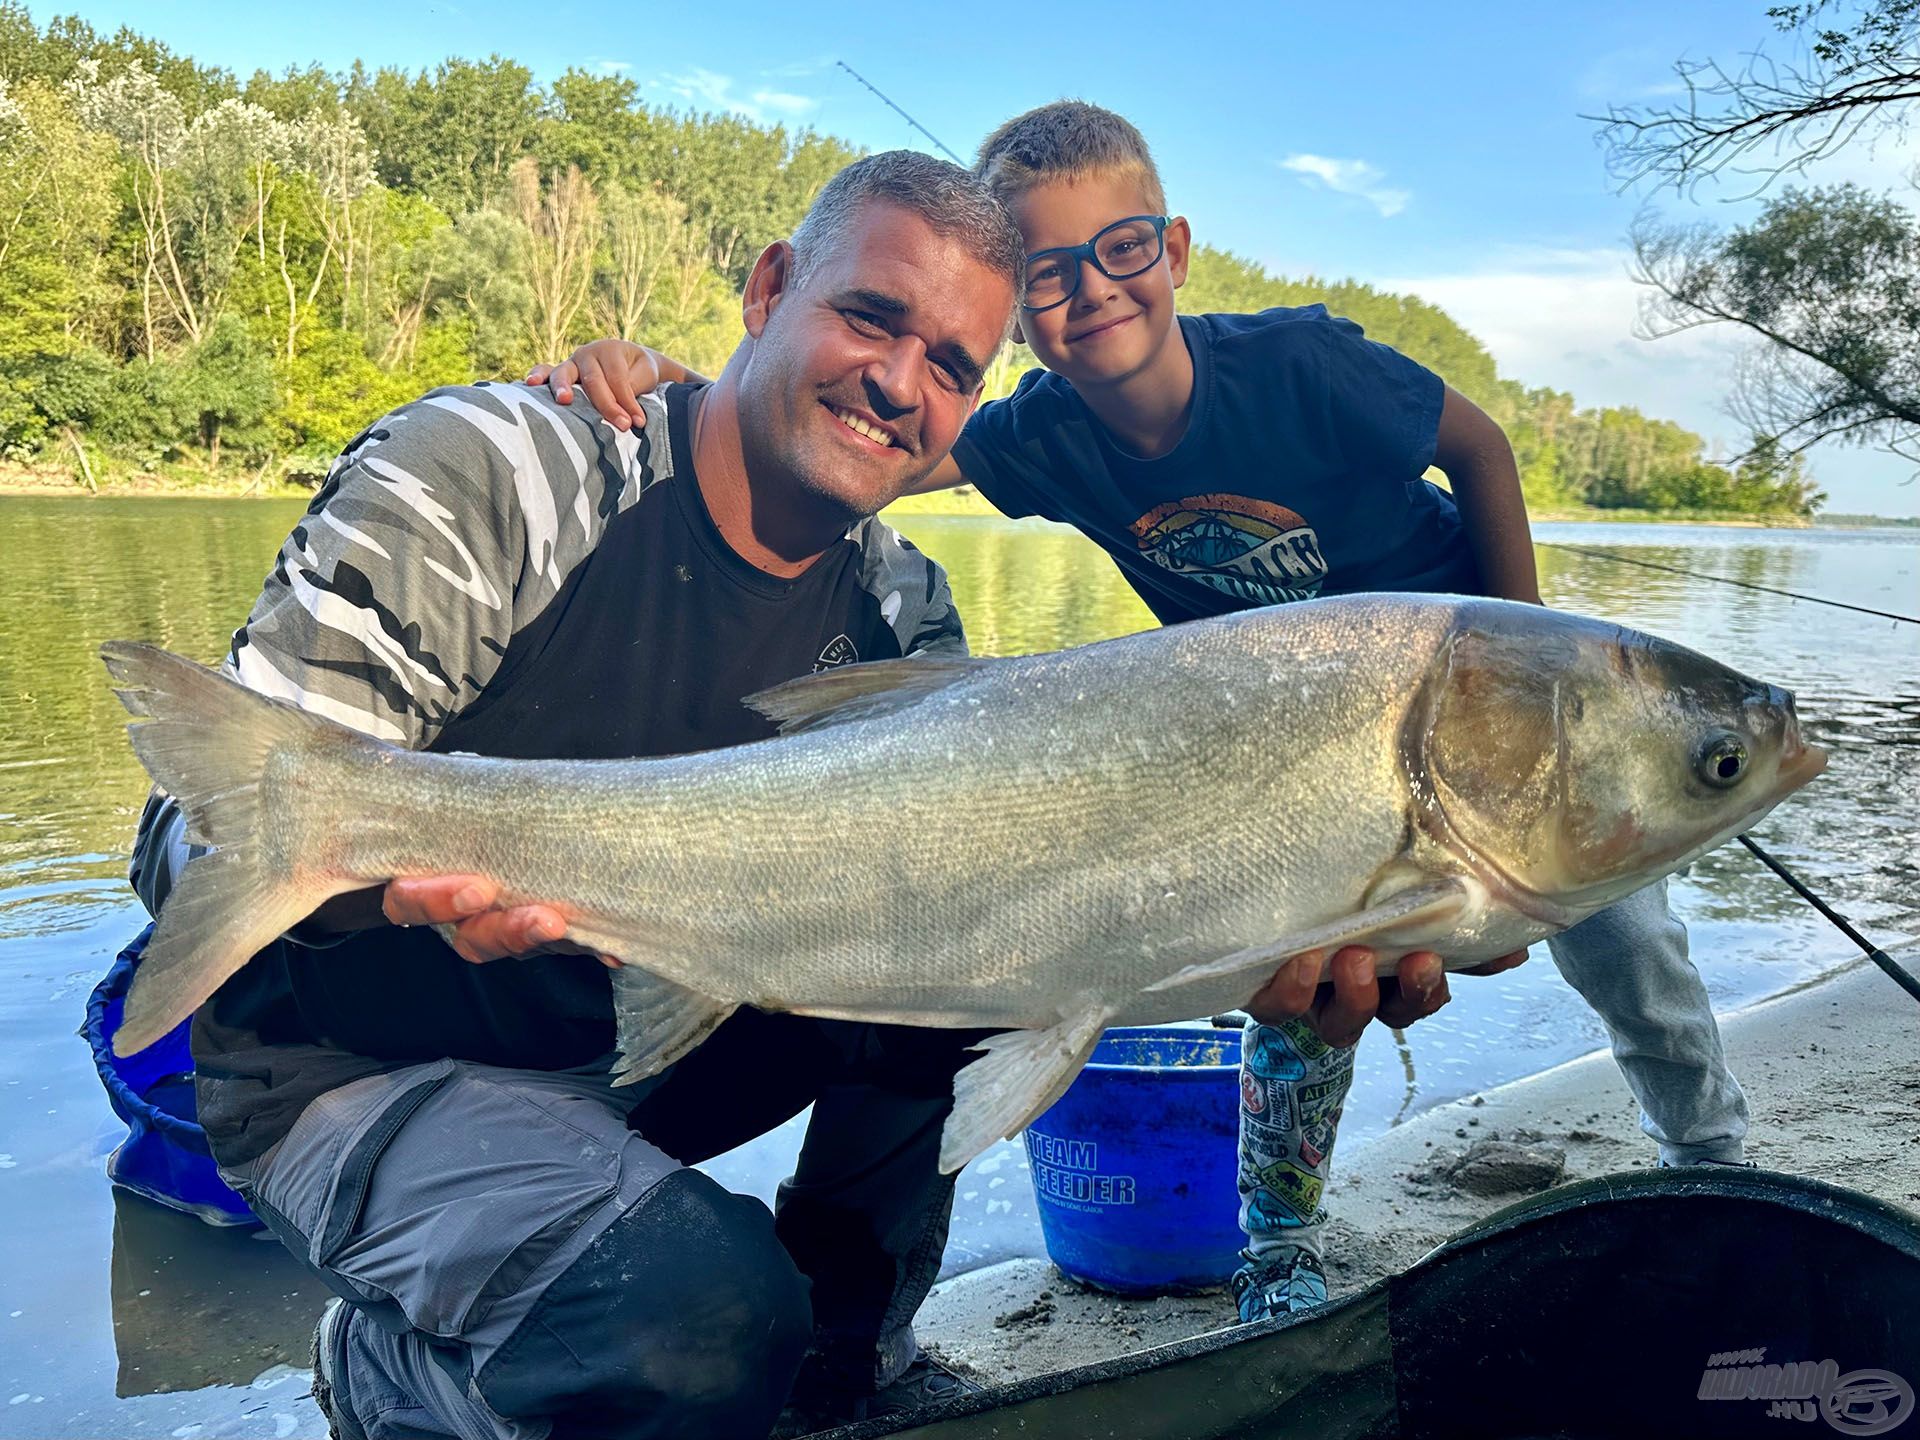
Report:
103,594,1826,1172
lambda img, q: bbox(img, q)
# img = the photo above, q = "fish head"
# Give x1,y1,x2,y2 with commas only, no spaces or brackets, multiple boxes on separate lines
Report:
1409,600,1828,922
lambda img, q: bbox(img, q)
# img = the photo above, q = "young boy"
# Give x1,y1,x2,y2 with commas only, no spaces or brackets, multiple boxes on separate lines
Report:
531,100,1752,1324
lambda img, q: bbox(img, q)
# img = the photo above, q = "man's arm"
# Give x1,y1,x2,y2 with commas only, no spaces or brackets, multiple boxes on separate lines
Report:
1431,386,1542,606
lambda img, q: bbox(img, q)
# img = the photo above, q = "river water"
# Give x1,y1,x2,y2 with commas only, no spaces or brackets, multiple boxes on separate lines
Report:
0,497,1913,1437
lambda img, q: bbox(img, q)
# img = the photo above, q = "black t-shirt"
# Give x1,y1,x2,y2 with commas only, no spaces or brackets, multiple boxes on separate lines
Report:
147,382,965,1161
953,307,1481,625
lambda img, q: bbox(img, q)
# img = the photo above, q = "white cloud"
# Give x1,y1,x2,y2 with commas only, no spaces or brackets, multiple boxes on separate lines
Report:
1378,246,1918,514
1382,246,1746,439
1577,46,1692,103
761,55,836,80
751,89,818,118
1278,154,1410,218
652,67,817,124
594,59,632,76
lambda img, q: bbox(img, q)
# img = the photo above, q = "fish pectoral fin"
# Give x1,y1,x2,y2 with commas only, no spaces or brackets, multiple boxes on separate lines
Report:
1141,877,1477,996
743,655,995,735
939,1002,1110,1175
607,967,736,1087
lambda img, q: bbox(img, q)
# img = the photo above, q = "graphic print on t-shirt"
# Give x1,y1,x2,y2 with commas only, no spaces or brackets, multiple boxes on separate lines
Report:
814,634,860,670
1129,493,1328,605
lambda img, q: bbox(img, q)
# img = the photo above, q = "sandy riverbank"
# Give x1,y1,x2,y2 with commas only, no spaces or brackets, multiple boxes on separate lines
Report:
915,949,1920,1383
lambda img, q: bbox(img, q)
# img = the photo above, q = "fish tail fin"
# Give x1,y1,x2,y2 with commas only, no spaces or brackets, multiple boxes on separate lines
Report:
101,641,351,1057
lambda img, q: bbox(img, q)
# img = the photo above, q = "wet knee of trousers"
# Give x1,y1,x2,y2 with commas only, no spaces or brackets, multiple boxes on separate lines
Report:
474,1168,814,1440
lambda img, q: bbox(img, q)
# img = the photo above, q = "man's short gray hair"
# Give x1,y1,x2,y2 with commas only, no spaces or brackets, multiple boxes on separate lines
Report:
788,150,1025,311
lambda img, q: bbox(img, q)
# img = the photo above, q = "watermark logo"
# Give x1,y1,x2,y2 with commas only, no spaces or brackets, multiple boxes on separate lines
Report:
1698,1348,1914,1434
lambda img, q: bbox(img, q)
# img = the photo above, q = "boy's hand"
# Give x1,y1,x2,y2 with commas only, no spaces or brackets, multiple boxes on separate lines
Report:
381,875,622,969
1245,945,1528,1047
524,339,662,432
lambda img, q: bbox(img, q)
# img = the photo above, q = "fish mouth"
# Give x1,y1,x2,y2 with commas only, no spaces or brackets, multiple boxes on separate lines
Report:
1769,726,1829,800
1414,735,1833,929
1530,738,1832,918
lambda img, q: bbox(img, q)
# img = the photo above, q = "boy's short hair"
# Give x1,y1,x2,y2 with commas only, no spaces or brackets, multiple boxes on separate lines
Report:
788,149,1025,307
973,101,1167,215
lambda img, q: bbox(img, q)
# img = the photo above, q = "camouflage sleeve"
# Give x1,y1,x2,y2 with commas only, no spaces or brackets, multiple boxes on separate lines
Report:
908,563,967,658
130,382,667,912
851,516,969,658
229,383,662,743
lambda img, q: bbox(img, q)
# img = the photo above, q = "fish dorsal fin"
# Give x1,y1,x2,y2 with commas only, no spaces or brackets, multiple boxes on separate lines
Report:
745,655,994,735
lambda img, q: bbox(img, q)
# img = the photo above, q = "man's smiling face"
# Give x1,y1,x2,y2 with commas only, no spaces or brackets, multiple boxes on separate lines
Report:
736,200,1016,521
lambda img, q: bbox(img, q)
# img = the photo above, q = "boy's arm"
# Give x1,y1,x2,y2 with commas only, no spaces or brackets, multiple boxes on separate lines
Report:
1431,386,1542,606
529,337,976,495
900,452,969,495
525,340,710,431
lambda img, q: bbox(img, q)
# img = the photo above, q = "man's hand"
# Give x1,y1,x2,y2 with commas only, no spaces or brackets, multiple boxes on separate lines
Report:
524,339,667,432
380,875,620,969
1245,945,1529,1048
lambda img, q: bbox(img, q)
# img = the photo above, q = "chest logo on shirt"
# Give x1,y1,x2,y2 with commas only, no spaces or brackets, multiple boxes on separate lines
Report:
1130,494,1327,605
815,634,860,671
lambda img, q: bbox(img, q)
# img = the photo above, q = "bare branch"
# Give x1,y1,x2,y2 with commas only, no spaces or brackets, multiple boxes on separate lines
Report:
1594,4,1920,197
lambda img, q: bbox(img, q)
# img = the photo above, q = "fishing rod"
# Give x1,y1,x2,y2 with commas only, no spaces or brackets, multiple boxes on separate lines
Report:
834,61,965,165
1544,542,1920,625
1736,833,1920,1006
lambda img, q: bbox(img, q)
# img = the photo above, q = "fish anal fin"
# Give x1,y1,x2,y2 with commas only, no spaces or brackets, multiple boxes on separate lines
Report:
607,966,736,1086
1142,877,1479,997
744,656,993,735
939,1002,1110,1174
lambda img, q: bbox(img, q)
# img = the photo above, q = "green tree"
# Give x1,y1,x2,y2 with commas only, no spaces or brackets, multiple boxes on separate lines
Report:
346,56,539,212
0,77,117,352
535,69,668,193
1599,4,1920,492
0,3,235,107
173,312,275,466
1633,185,1920,464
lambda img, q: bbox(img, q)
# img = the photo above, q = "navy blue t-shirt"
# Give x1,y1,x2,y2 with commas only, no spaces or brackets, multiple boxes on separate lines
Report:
952,306,1481,625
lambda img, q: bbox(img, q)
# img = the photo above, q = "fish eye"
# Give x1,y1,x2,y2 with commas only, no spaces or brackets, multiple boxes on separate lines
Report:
1696,732,1749,789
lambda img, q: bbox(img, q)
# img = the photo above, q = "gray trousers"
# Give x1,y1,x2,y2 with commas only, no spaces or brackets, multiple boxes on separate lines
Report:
1242,878,1750,1259
222,1012,982,1440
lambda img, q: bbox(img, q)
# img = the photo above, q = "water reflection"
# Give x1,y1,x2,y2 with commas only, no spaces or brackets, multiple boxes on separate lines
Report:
888,515,1156,655
109,1191,318,1398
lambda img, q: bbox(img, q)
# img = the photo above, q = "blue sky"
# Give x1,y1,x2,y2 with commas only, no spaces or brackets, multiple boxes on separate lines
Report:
45,1,1920,515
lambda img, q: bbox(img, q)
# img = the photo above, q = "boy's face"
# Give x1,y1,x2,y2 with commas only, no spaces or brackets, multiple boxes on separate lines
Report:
1009,173,1190,390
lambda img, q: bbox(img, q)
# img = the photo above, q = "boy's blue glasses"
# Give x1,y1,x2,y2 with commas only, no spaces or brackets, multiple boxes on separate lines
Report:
1021,215,1169,312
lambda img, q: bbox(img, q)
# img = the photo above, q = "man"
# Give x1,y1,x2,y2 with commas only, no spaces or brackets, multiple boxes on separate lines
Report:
128,151,1467,1440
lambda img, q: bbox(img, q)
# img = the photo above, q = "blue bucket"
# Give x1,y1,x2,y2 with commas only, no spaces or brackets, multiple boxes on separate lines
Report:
82,924,258,1227
1024,1025,1243,1294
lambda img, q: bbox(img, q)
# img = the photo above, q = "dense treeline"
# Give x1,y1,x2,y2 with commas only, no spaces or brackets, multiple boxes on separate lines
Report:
0,7,851,483
0,7,1820,515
